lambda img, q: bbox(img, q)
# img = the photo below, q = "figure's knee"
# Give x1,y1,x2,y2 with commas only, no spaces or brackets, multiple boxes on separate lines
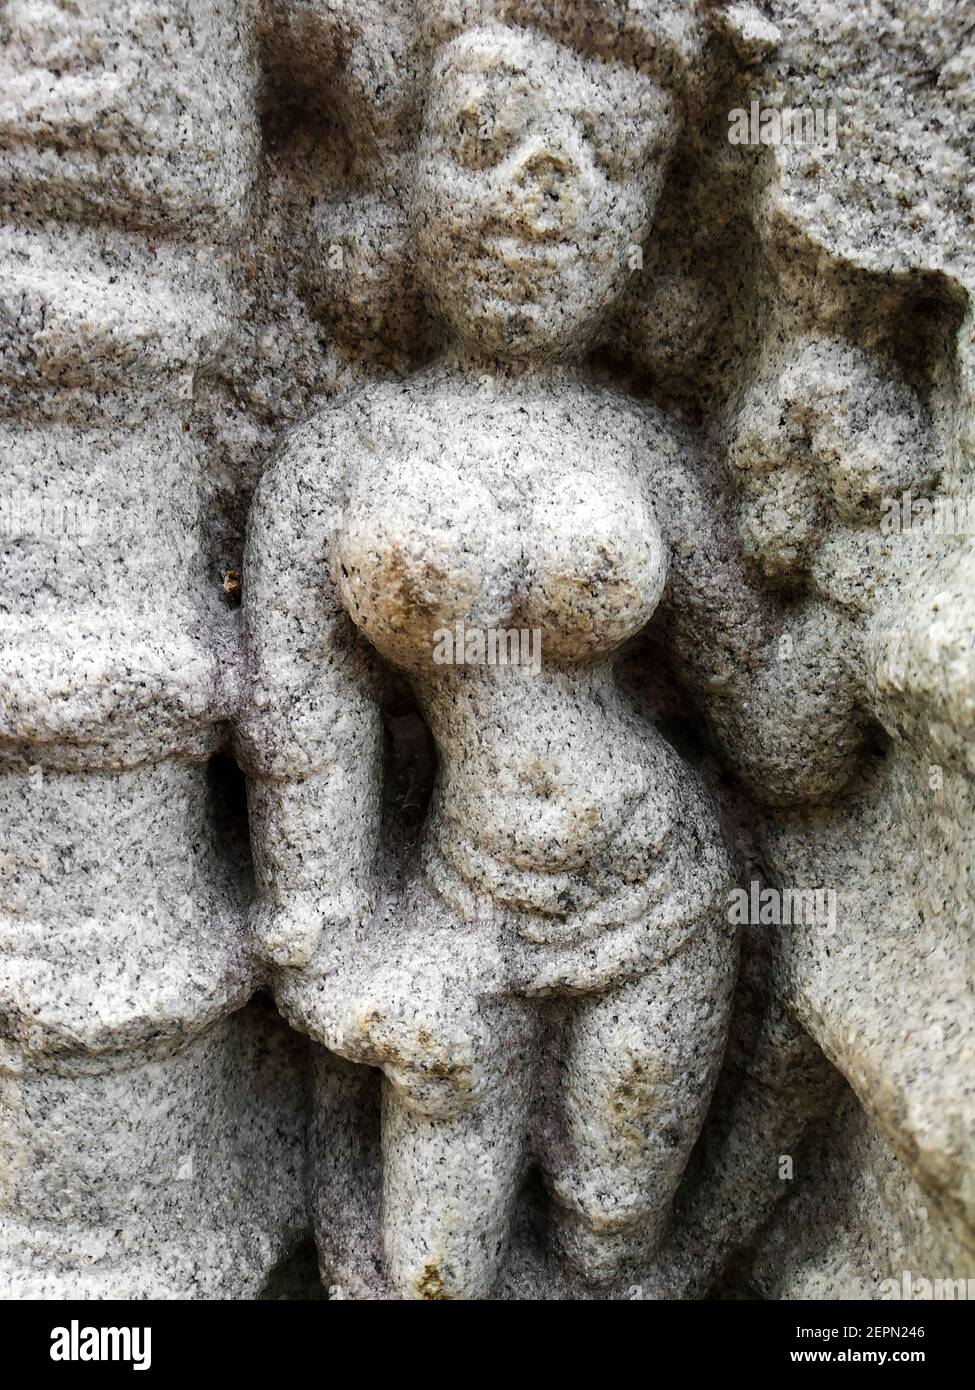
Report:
547,1146,672,1235
546,1073,686,1282
382,1076,533,1299
547,1192,666,1285
381,1056,480,1119
386,1245,492,1301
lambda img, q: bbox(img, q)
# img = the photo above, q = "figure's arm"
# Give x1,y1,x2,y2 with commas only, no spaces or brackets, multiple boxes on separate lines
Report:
641,418,868,806
236,410,383,967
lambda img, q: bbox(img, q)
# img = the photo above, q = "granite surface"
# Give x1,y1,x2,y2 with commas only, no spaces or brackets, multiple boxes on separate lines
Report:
1,0,972,1299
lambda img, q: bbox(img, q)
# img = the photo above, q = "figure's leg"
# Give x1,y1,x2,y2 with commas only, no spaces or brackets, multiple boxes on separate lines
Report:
280,879,538,1301
546,920,737,1284
380,996,540,1301
307,1048,387,1301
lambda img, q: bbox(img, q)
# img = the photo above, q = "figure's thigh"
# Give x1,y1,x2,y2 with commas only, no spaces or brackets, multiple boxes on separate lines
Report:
547,920,737,1278
382,994,541,1300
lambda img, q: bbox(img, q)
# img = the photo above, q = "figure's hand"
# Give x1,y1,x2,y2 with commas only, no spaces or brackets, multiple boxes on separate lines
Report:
250,885,373,969
328,980,484,1118
271,917,498,1119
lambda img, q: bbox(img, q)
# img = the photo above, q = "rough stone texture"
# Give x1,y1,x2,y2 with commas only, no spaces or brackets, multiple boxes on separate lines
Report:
0,0,972,1300
0,0,306,1299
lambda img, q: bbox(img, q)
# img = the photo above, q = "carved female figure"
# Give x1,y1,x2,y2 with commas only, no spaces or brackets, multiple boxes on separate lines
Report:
240,7,846,1299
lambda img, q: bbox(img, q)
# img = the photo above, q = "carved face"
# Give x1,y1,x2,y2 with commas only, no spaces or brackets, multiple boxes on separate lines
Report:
413,27,679,360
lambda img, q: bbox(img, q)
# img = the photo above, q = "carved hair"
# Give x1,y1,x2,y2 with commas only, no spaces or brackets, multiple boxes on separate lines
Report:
414,0,706,83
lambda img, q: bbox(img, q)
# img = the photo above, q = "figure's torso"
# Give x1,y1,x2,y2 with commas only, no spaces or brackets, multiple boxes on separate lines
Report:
320,373,716,905
333,378,666,671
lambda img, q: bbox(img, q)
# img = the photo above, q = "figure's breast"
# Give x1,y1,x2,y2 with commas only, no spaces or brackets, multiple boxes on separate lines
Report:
334,451,666,670
334,454,522,668
523,470,665,662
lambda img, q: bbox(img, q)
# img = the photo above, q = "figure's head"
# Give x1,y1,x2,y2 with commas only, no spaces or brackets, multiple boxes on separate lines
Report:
412,5,696,360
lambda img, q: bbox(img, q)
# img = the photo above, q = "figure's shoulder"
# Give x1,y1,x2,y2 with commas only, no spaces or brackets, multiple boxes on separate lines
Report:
276,381,392,458
252,379,404,508
561,382,732,543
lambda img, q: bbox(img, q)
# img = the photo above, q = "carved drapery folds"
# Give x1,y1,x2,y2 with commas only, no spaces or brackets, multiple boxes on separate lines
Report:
1,0,973,1300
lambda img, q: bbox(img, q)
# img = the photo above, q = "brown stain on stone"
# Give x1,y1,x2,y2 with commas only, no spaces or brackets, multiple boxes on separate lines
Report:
416,1263,454,1300
381,547,442,630
355,1012,474,1091
610,1054,672,1146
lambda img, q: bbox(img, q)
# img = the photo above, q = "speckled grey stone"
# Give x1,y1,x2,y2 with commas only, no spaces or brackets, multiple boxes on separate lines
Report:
2,0,973,1301
0,0,304,1299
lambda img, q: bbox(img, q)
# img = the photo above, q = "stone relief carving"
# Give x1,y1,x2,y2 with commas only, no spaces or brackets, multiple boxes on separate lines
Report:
1,0,973,1302
0,0,306,1299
